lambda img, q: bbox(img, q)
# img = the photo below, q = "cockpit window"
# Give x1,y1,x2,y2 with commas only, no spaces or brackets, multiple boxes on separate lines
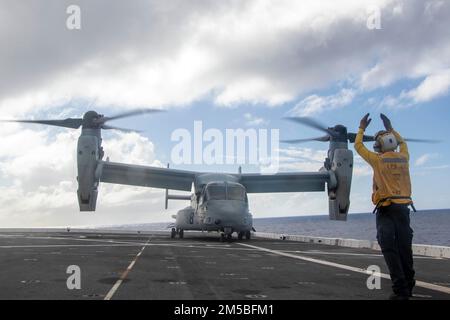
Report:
205,184,247,201
207,185,226,200
227,186,245,201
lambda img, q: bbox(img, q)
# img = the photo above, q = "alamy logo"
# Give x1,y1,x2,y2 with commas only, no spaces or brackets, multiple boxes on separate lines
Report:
366,265,381,290
66,265,81,290
66,5,81,30
171,121,280,173
366,5,381,30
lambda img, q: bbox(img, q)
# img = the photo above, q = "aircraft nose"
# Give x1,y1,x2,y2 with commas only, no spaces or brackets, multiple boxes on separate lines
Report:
208,200,244,214
206,200,247,226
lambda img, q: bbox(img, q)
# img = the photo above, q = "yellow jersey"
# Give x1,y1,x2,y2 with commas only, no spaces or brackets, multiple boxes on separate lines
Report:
355,128,412,207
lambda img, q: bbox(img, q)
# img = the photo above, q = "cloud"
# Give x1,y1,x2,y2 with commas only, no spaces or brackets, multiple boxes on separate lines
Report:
353,155,373,177
269,146,374,178
405,69,450,103
415,153,438,166
420,164,450,170
289,88,356,116
251,148,375,216
1,0,450,225
0,125,179,227
1,0,450,117
380,69,450,108
249,192,329,217
243,113,268,127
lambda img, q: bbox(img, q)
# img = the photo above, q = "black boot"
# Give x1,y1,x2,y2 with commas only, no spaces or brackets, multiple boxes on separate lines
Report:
408,280,416,297
389,292,409,300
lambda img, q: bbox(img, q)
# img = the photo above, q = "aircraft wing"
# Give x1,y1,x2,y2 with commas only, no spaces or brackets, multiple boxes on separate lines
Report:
99,161,197,191
238,171,330,193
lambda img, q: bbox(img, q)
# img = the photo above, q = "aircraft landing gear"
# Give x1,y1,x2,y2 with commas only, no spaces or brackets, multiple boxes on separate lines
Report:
171,228,184,239
236,231,250,240
219,232,232,242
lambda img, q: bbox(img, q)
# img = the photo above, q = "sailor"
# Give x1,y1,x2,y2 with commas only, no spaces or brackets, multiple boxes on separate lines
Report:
355,113,415,300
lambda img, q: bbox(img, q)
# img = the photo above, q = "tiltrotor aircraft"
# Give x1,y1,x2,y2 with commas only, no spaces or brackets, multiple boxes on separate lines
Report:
2,111,435,241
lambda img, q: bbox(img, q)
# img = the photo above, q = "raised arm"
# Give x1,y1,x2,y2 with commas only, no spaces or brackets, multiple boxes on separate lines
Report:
381,113,409,161
392,129,409,161
354,113,377,165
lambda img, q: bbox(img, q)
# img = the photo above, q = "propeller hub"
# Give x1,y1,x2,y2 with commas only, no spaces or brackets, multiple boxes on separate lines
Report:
82,111,103,129
330,125,348,142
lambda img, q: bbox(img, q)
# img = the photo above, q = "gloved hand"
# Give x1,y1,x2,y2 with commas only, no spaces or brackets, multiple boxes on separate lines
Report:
359,113,371,130
380,113,393,131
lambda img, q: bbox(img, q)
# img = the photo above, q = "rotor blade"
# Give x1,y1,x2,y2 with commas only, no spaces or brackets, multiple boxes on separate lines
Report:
1,118,83,129
346,133,441,144
281,136,330,144
283,117,335,136
347,133,376,143
101,124,141,133
102,108,164,123
404,138,441,143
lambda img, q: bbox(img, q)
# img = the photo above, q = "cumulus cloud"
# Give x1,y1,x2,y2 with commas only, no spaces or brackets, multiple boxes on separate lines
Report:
289,88,356,116
0,125,179,227
415,153,438,166
251,147,375,216
379,69,450,108
405,69,450,103
243,113,268,127
1,0,450,117
353,155,373,177
249,192,329,217
1,0,449,225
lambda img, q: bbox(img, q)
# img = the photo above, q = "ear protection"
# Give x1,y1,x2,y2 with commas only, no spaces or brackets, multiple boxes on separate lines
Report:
373,131,398,153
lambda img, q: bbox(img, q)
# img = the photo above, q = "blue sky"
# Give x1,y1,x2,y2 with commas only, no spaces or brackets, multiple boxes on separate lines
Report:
100,78,450,173
101,80,450,211
0,0,449,227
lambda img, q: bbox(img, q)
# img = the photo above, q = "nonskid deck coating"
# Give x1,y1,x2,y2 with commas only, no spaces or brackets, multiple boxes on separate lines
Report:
0,231,449,300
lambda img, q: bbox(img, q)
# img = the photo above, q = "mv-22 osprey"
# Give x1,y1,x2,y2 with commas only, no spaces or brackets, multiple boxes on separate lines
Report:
4,110,357,241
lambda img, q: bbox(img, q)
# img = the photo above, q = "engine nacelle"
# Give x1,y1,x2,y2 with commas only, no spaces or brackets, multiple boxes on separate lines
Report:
77,134,101,211
175,207,198,230
328,148,353,221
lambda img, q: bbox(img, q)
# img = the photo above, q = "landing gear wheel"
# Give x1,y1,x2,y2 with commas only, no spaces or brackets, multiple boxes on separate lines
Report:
226,234,232,242
245,230,251,240
179,229,184,239
220,233,226,242
171,228,176,239
238,232,243,240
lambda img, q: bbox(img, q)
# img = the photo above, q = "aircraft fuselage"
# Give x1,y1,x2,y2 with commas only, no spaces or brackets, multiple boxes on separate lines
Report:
172,179,253,240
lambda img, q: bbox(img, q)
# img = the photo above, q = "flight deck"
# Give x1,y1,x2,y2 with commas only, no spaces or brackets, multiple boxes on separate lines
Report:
0,230,449,300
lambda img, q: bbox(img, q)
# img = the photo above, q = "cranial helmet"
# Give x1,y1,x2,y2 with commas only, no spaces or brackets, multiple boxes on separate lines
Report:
373,131,398,153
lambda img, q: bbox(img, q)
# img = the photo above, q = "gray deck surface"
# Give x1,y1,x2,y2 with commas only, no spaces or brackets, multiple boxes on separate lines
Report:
0,231,449,300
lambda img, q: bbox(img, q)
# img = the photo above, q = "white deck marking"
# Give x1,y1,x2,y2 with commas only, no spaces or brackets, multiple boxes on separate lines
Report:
239,243,450,295
0,234,147,246
281,250,438,260
0,234,253,251
104,240,149,300
0,242,253,251
0,244,141,249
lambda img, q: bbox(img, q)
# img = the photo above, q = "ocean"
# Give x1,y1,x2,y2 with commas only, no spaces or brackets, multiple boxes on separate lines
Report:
253,209,450,246
112,208,450,246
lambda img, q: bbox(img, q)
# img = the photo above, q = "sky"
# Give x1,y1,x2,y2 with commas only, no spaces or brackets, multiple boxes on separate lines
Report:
0,0,449,227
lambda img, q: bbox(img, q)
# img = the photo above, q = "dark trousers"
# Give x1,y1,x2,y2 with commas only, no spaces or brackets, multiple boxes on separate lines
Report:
376,203,415,296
